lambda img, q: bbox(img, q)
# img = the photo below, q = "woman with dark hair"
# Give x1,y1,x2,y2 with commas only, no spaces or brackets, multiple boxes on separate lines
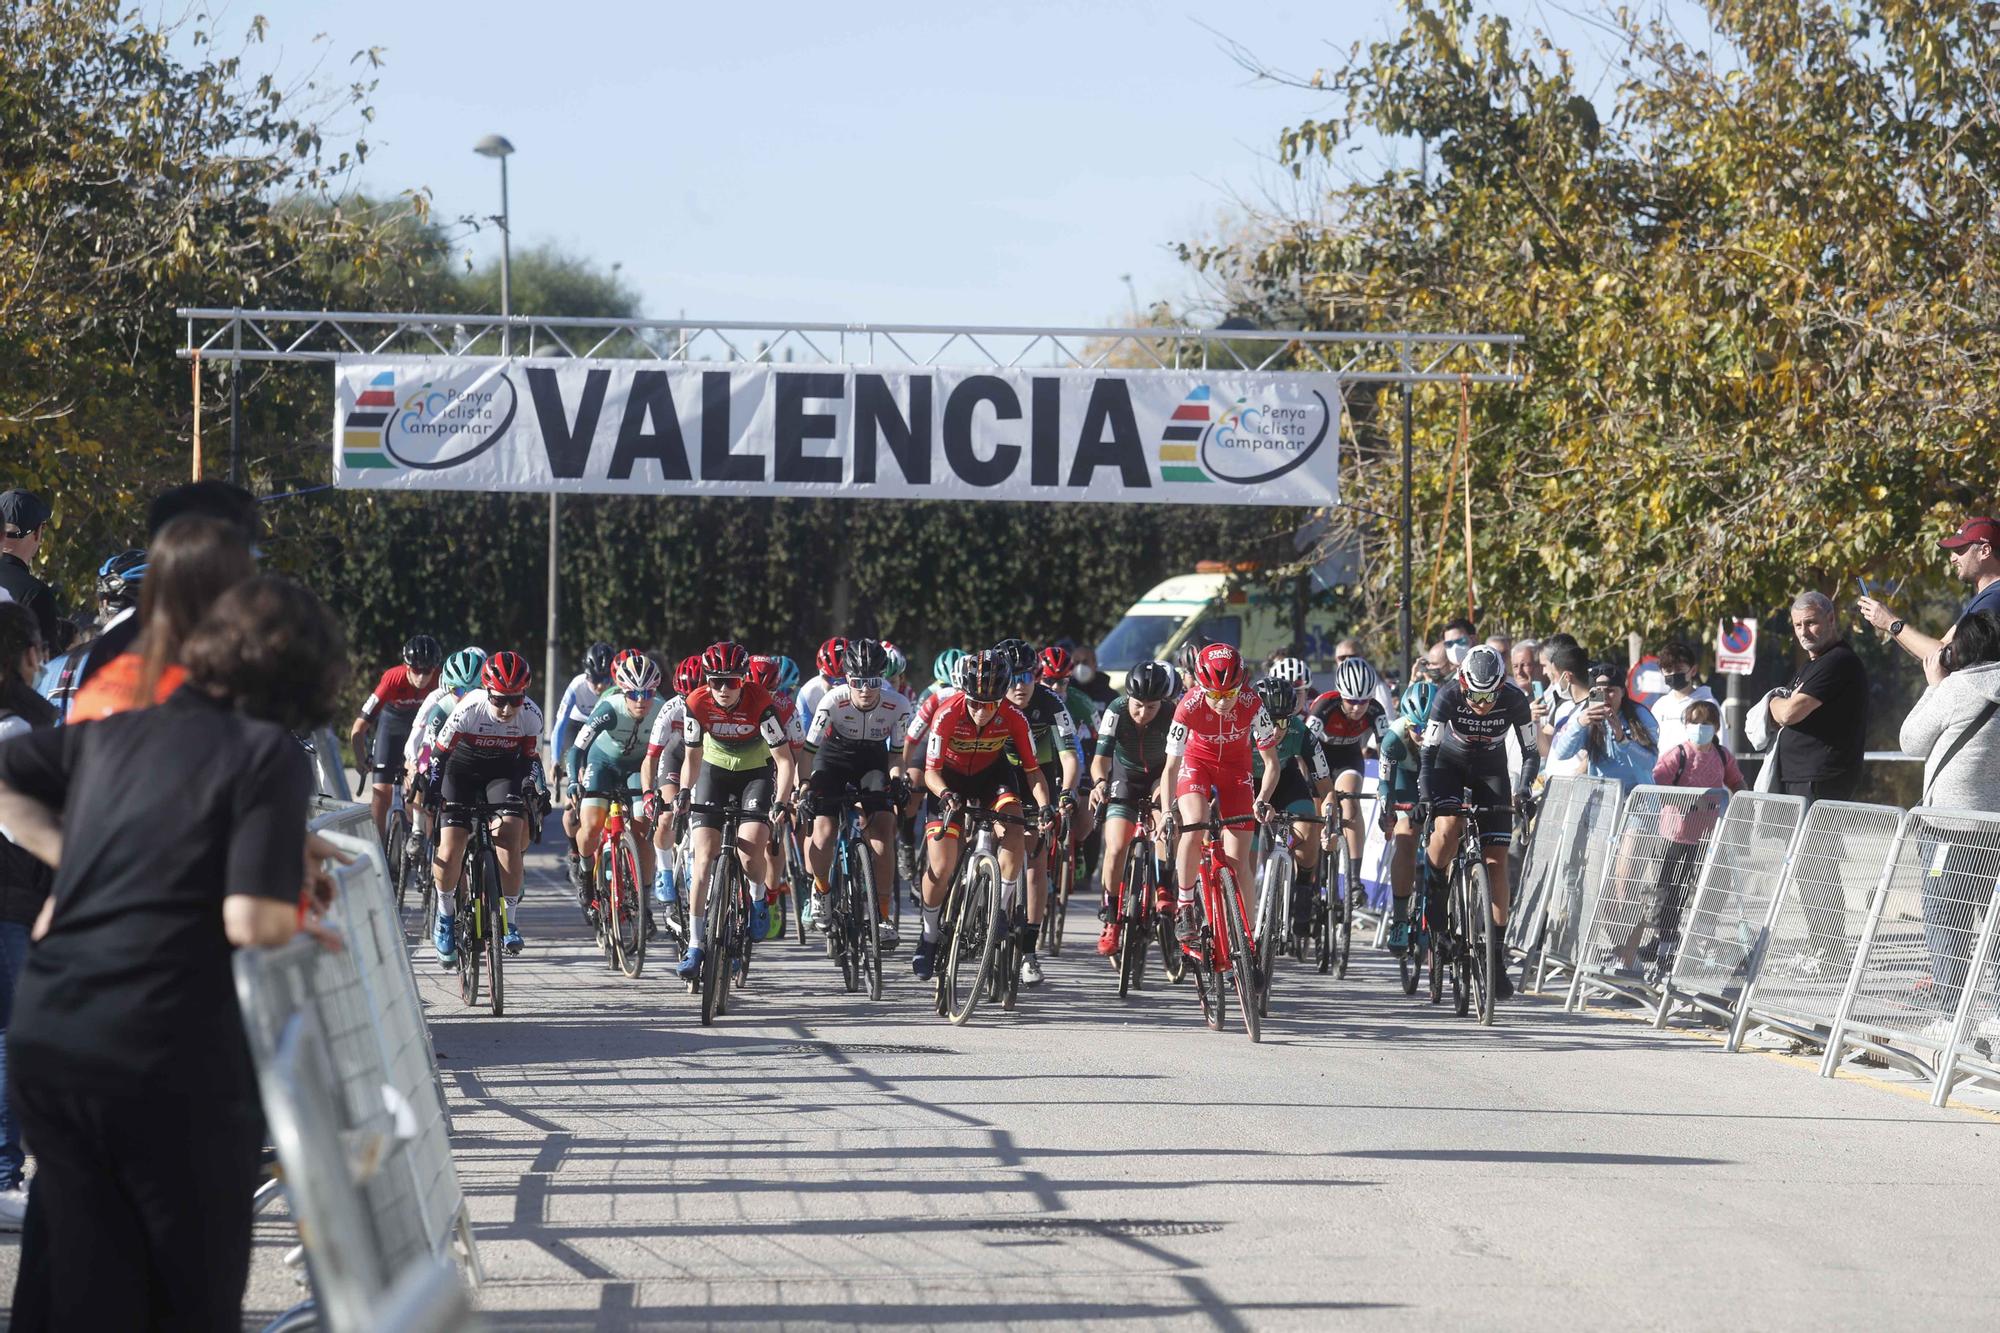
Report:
0,602,55,1231
1550,661,1660,792
0,575,348,1328
1899,609,2000,1033
66,513,256,722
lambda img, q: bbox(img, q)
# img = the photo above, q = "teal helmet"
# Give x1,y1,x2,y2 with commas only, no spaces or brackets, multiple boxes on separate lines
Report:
443,647,488,693
1399,679,1437,728
770,654,802,695
933,647,967,686
882,641,908,680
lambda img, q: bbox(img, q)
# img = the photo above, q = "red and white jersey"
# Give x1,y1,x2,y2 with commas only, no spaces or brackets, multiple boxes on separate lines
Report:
358,664,430,721
1165,687,1277,768
905,685,960,746
645,695,690,756
435,688,544,763
773,693,808,750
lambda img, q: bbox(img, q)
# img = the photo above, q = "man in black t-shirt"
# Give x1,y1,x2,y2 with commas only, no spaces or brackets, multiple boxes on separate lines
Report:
1768,590,1868,801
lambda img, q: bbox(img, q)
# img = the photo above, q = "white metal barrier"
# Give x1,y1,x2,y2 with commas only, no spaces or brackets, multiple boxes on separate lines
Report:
235,815,479,1331
1517,776,1624,993
1566,785,1729,1012
1655,792,1808,1029
1504,775,1584,960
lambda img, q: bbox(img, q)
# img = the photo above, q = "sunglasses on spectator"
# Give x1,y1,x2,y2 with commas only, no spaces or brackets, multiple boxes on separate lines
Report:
491,693,525,709
1444,635,1472,648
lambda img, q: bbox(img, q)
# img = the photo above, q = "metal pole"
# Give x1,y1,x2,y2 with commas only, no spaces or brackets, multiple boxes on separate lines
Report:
228,311,243,485
1399,382,1414,680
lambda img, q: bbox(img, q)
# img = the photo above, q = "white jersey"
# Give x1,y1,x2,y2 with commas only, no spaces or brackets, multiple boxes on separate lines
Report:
647,694,689,751
806,683,914,760
551,672,601,752
436,688,545,764
403,684,459,769
795,674,836,732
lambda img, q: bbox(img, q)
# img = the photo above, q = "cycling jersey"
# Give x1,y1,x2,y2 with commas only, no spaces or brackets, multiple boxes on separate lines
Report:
1010,684,1079,770
805,683,914,762
402,685,462,773
1165,688,1277,768
644,695,690,759
1309,692,1385,776
569,689,663,786
551,671,602,760
434,689,544,767
1378,716,1422,809
683,681,788,772
1094,695,1173,777
905,685,959,747
1253,715,1333,786
925,695,1042,779
1060,683,1098,747
360,665,429,723
795,674,837,732
1419,680,1538,844
772,692,808,751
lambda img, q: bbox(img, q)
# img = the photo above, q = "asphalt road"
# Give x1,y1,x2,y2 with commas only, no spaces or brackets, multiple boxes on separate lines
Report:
19,837,2000,1331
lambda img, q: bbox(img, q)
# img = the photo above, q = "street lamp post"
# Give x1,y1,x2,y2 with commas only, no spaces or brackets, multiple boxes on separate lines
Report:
475,134,560,731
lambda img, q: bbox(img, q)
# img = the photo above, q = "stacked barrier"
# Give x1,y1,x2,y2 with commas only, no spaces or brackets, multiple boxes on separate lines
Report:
236,814,479,1331
1512,775,1623,993
1655,792,1807,1029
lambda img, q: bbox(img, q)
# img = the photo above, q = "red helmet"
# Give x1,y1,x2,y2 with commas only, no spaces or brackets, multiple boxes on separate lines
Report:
673,655,703,697
1192,643,1244,694
816,636,847,678
1036,644,1073,682
702,640,752,679
482,651,532,696
747,655,781,690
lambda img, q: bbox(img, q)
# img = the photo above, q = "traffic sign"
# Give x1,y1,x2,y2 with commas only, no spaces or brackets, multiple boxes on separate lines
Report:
1716,618,1757,675
1626,654,1664,705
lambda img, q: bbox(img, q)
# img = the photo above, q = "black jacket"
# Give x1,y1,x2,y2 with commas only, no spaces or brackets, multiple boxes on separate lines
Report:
0,552,59,652
0,677,59,925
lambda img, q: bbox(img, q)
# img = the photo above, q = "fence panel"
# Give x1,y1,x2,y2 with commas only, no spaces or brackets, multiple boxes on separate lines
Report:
1506,775,1584,959
1526,776,1625,992
1822,809,2000,1083
1565,785,1729,1011
1729,800,1905,1052
1657,792,1807,1028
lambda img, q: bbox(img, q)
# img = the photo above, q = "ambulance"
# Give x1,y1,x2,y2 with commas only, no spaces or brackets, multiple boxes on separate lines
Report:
1093,563,1346,693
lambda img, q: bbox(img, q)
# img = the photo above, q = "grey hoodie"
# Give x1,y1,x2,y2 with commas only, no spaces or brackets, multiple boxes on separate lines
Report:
1900,661,2000,812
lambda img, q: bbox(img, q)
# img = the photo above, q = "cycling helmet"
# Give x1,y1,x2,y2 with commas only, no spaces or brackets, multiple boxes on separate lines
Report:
673,654,703,698
442,647,487,692
95,549,147,610
582,641,615,685
1124,659,1176,704
842,637,889,680
881,641,907,679
402,634,444,672
933,647,967,686
949,654,973,692
1036,644,1073,682
1254,677,1296,722
961,649,1010,703
1268,656,1312,688
703,641,752,679
1174,640,1205,678
482,651,531,696
1399,679,1437,727
992,637,1035,677
1192,643,1244,694
816,636,847,679
747,655,781,690
1335,656,1381,703
770,654,802,694
1458,644,1506,695
612,649,660,694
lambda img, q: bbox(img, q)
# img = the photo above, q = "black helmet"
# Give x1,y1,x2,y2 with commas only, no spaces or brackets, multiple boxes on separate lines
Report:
841,637,889,679
1174,639,1205,677
95,549,148,611
1125,659,1176,703
991,637,1035,677
1254,676,1296,722
583,641,615,685
962,649,1011,702
402,634,443,672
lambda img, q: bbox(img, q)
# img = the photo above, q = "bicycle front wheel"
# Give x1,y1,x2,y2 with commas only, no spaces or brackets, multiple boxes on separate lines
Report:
945,856,1003,1026
615,830,646,978
1335,842,1357,979
1045,836,1070,956
1449,865,1472,1018
1222,871,1262,1042
481,846,505,1018
1254,856,1285,1019
700,860,731,1025
387,804,412,913
1465,856,1494,1025
856,846,883,1001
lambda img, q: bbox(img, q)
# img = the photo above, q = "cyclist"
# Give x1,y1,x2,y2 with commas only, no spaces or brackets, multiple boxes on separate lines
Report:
1171,639,1204,694
642,654,703,904
915,649,1056,983
768,654,803,703
1251,675,1336,941
881,641,912,699
674,641,799,981
1089,659,1177,957
1413,644,1539,1000
797,636,845,732
1309,656,1388,929
402,646,488,849
40,550,146,717
1038,644,1099,748
430,652,543,964
751,653,810,939
802,638,913,949
351,634,443,842
567,650,664,924
552,641,616,889
1161,643,1281,970
918,648,966,709
1377,678,1434,952
997,638,1079,987
1267,655,1315,720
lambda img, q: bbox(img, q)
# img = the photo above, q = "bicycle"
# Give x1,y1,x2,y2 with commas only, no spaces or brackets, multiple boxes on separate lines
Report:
687,799,762,1026
1323,792,1366,980
1109,805,1179,998
1250,820,1295,1019
1170,803,1266,1042
821,786,886,1001
586,790,650,979
932,803,1032,1025
387,778,437,932
1041,803,1074,955
1419,792,1513,1024
780,807,812,946
443,795,522,1018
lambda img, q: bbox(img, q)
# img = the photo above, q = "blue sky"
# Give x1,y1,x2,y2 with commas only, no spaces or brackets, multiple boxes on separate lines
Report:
239,1,1623,328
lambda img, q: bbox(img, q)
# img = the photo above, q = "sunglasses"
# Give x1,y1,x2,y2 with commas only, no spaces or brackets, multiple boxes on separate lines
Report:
707,675,743,688
626,689,656,703
490,693,525,709
1467,689,1498,706
1203,687,1239,705
849,676,882,691
1444,636,1472,648
1008,671,1035,687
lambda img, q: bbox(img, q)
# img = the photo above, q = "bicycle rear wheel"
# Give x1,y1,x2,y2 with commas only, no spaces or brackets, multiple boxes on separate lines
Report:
944,857,1003,1025
857,848,883,1001
1466,856,1493,1025
615,831,646,978
481,847,505,1018
700,860,730,1025
1254,856,1284,1019
1045,834,1070,956
1222,871,1262,1042
387,804,412,913
1335,842,1357,979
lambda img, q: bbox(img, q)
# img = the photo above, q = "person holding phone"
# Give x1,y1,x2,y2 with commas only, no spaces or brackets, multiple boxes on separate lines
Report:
1551,662,1659,792
1857,516,2000,662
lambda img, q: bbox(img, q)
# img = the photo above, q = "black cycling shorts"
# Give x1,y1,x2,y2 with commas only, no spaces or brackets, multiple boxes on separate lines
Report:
691,762,775,829
926,764,1025,837
439,755,530,829
1271,765,1318,818
806,747,891,816
369,712,417,782
1428,746,1514,846
1322,741,1366,779
1102,759,1163,824
654,736,687,789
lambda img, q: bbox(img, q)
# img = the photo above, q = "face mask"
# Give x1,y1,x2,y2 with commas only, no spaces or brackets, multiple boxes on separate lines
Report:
1664,671,1689,690
1446,641,1471,666
1692,723,1717,746
1073,663,1096,685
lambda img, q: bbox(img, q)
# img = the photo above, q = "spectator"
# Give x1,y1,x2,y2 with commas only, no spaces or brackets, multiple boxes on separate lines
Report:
1623,697,1744,979
1486,631,1513,658
1859,516,2000,663
70,480,261,693
0,603,55,1231
1510,639,1542,696
0,576,347,1330
1070,641,1116,707
1650,639,1717,751
1552,661,1659,791
1767,591,1868,801
1898,610,2000,1029
66,515,255,722
1440,617,1476,666
1536,638,1591,771
1334,637,1364,668
0,491,59,652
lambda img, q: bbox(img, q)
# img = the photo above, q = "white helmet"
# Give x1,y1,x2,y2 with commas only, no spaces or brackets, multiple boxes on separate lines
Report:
1334,656,1380,703
612,650,662,695
1458,644,1506,694
1269,656,1312,687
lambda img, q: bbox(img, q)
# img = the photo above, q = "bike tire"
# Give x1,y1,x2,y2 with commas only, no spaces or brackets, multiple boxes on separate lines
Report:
1398,945,1419,995
831,847,859,993
1115,851,1146,999
616,831,646,978
1426,891,1445,1005
1222,870,1262,1042
1335,842,1357,979
456,875,480,1009
789,824,811,947
416,824,437,940
1467,857,1494,1025
858,846,883,1002
700,859,730,1025
1254,856,1284,1020
387,806,412,914
945,856,1003,1026
481,846,505,1018
1045,834,1070,956
1449,866,1470,1017
1193,895,1221,1032
1314,864,1334,975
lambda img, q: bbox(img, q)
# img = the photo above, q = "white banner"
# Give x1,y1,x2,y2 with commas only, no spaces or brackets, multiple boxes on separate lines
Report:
333,355,1340,507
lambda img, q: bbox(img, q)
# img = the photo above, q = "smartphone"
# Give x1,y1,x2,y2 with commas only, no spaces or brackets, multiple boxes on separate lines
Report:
1588,685,1608,707
1531,680,1545,702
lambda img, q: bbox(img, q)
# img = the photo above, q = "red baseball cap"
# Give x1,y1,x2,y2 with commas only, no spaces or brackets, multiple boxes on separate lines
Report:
1940,517,2000,550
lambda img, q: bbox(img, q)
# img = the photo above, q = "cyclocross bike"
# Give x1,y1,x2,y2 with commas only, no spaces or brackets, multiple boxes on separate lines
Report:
1419,790,1513,1024
1323,793,1364,979
688,798,762,1026
587,790,650,979
1108,803,1183,997
1041,803,1075,955
822,785,888,1001
932,803,1033,1025
444,794,521,1018
1171,800,1267,1042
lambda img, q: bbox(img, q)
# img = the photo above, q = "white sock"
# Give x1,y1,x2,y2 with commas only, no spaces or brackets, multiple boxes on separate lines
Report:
690,915,707,947
922,905,942,942
750,883,769,903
